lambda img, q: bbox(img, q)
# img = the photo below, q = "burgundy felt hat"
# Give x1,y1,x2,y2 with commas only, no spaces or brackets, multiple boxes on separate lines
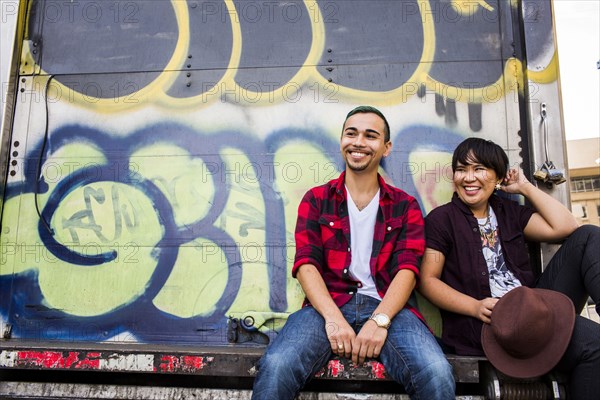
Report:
481,286,576,379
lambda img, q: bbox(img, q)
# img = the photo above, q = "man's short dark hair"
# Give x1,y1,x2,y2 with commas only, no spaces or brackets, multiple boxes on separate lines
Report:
452,137,509,180
343,106,390,142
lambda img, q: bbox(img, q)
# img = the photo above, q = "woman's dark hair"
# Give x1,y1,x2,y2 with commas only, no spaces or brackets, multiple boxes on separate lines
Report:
343,105,390,142
452,137,509,179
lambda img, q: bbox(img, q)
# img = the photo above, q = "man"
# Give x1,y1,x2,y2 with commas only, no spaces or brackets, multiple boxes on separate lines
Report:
251,106,455,399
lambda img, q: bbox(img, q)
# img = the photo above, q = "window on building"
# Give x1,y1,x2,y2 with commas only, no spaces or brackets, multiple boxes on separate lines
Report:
571,176,600,192
572,203,588,219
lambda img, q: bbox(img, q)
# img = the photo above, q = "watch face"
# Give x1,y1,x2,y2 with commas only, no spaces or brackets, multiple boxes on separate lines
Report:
374,314,390,327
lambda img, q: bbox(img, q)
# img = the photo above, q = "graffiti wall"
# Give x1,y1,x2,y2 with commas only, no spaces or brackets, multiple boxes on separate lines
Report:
0,0,557,345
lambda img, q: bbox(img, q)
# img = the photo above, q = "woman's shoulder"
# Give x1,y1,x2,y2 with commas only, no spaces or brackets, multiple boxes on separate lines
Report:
490,193,533,215
425,200,454,221
424,201,458,249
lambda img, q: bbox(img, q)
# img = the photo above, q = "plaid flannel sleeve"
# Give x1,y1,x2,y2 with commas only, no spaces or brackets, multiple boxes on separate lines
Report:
391,196,425,279
292,189,324,277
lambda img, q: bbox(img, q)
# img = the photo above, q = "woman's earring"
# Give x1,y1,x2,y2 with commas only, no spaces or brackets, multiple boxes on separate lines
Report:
495,182,502,190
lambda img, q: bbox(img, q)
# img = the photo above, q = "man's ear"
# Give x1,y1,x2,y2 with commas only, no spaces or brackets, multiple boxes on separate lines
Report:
383,141,392,157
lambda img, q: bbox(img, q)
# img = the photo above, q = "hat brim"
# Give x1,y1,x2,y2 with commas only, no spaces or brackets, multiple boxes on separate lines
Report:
481,288,575,379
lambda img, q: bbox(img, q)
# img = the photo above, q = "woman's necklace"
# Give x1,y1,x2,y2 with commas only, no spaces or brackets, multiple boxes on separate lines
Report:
478,208,496,247
477,213,491,227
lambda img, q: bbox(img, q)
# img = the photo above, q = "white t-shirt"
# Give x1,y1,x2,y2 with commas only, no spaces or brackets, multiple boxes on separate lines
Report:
346,186,382,300
478,207,522,298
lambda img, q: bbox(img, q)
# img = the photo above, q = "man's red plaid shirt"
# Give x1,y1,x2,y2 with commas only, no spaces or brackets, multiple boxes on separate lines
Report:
292,172,426,319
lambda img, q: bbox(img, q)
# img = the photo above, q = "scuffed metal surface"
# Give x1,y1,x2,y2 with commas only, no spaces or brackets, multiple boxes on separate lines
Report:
158,354,213,373
315,359,387,380
0,382,486,399
0,346,484,383
0,350,213,374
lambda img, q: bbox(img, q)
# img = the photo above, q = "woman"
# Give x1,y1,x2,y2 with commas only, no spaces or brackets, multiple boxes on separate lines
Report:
419,137,599,399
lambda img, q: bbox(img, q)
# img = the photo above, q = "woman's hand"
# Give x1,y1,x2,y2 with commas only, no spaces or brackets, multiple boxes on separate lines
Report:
473,297,498,324
500,168,531,195
496,168,578,242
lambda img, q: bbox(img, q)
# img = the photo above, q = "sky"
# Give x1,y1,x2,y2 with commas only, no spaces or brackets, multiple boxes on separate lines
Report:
553,1,600,141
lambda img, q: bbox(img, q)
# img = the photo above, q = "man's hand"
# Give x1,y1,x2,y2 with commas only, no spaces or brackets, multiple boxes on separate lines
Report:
351,319,388,364
326,318,356,359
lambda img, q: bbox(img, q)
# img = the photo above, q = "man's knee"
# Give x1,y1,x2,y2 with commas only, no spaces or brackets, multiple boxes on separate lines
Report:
412,358,456,399
257,348,291,376
425,357,454,380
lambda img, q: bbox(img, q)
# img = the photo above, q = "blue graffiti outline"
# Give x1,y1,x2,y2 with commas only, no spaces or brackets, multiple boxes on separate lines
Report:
1,122,462,344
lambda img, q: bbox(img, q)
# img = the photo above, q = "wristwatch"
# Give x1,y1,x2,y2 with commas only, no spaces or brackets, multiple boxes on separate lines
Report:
369,313,391,329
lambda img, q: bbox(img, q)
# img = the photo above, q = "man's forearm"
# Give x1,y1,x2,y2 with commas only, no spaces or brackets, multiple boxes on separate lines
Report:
372,269,416,319
296,264,344,321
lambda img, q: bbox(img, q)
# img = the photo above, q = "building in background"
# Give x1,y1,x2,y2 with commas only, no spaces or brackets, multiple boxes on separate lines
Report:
567,138,600,226
567,138,600,323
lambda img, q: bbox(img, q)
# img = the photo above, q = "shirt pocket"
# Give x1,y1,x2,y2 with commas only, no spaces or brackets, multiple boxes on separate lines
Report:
501,231,530,271
384,217,404,239
378,217,404,255
318,215,346,250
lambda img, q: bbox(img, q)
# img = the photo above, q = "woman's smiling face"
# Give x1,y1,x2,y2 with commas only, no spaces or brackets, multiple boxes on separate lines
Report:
453,155,499,217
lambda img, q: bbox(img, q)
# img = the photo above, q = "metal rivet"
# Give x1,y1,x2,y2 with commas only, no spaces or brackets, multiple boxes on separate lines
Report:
243,316,255,327
327,48,332,53
13,141,19,147
186,82,191,87
329,222,334,226
186,73,191,77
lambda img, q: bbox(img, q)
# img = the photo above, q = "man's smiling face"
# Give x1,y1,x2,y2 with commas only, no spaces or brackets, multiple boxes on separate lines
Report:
340,112,391,174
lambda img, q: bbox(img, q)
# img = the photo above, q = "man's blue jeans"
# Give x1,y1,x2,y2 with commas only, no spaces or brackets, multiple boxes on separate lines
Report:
251,293,455,400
